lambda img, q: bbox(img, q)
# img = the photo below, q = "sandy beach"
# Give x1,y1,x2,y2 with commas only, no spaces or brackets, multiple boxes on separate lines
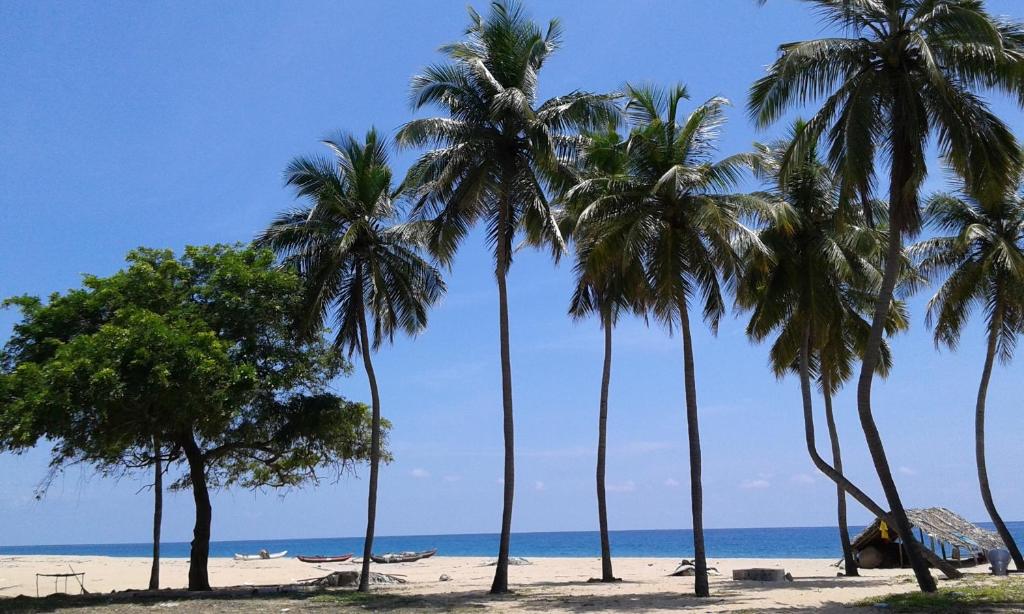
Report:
0,554,1002,612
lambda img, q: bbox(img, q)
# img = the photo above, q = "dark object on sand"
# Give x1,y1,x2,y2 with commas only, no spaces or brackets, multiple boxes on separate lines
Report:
370,548,437,564
732,568,787,582
300,571,406,587
296,554,353,564
669,559,719,577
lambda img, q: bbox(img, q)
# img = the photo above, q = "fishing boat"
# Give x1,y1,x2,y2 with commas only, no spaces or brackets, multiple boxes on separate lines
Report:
296,553,354,564
370,548,437,564
233,549,287,561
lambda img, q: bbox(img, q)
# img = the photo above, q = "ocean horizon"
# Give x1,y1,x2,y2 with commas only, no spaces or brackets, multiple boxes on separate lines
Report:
3,522,1021,560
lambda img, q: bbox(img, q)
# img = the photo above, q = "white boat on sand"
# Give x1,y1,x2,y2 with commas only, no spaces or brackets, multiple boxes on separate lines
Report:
234,550,287,561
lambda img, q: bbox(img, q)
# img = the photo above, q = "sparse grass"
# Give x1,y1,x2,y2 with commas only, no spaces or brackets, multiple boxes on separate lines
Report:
857,576,1024,612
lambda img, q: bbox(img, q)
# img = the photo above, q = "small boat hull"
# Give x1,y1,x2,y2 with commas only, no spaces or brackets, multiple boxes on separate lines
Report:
297,554,354,564
370,548,437,564
234,550,288,561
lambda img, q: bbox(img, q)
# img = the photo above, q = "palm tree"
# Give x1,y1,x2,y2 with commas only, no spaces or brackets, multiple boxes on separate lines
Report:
749,0,1024,592
256,129,445,592
741,126,882,576
569,84,762,597
563,128,646,582
912,185,1024,571
397,1,616,593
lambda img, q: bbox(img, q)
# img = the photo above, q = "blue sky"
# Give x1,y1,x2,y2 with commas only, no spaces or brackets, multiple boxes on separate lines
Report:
1,0,1022,547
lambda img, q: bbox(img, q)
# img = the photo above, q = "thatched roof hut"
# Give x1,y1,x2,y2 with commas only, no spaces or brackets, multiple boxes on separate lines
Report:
851,507,1004,569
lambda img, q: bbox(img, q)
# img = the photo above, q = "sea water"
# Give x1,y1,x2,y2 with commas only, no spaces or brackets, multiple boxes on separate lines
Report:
2,522,1022,559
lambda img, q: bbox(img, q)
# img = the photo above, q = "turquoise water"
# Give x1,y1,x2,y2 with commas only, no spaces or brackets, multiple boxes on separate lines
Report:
2,523,1022,559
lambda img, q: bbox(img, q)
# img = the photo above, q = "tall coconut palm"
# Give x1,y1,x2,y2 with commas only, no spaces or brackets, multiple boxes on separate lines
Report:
256,129,445,592
912,185,1024,571
740,125,906,577
570,84,763,597
749,0,1024,592
396,0,616,593
563,128,646,582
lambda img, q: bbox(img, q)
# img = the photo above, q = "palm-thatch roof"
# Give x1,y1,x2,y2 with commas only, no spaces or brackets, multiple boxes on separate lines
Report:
852,507,1004,560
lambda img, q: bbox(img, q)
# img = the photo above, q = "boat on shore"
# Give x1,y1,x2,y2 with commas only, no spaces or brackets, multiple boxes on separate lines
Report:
297,553,354,564
370,548,437,564
233,550,287,561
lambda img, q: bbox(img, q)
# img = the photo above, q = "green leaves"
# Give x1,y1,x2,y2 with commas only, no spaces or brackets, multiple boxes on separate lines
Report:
257,131,445,355
0,244,377,492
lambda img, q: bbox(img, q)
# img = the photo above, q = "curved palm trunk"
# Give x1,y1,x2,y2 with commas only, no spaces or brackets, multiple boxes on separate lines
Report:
490,201,515,595
596,315,615,582
798,329,960,579
183,437,212,591
357,308,383,593
149,436,163,591
822,375,858,576
678,300,709,598
976,313,1024,570
857,139,936,592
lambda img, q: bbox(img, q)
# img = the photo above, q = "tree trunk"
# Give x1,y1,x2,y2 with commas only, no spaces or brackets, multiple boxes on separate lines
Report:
798,328,960,579
490,199,516,595
856,130,936,592
822,374,857,576
357,306,383,592
678,300,709,598
149,436,163,591
975,311,1024,570
596,315,615,581
182,437,212,591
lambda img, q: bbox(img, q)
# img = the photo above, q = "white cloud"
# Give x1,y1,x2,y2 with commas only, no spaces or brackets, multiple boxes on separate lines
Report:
607,480,636,493
410,468,431,479
740,479,771,490
442,475,461,483
664,478,680,488
898,466,918,476
790,473,816,485
534,481,545,491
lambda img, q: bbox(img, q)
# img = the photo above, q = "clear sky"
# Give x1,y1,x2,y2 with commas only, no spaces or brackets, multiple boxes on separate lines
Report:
1,1,1022,547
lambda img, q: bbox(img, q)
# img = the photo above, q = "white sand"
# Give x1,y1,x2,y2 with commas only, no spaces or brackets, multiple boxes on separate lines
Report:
0,554,990,611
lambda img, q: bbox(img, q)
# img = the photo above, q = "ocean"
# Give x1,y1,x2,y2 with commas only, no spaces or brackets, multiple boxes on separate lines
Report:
2,522,1022,559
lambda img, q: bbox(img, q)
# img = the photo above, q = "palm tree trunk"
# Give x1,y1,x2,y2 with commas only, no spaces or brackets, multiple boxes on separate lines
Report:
798,328,960,579
678,299,708,598
149,436,163,591
857,136,936,592
976,311,1024,570
822,374,857,576
357,306,383,593
183,437,212,591
490,200,515,595
596,314,615,582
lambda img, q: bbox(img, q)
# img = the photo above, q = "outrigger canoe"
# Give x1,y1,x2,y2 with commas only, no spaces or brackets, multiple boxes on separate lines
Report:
370,548,437,564
233,550,287,561
297,553,354,564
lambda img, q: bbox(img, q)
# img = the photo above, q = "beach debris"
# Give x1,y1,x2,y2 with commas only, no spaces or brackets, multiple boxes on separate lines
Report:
484,557,531,566
732,568,787,582
668,559,719,577
299,570,406,587
439,574,451,582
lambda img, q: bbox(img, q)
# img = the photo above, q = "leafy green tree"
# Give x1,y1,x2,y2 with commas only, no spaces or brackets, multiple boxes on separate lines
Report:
0,246,376,591
748,0,1024,592
912,184,1024,570
563,128,647,582
568,84,761,597
257,130,444,591
396,0,616,593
